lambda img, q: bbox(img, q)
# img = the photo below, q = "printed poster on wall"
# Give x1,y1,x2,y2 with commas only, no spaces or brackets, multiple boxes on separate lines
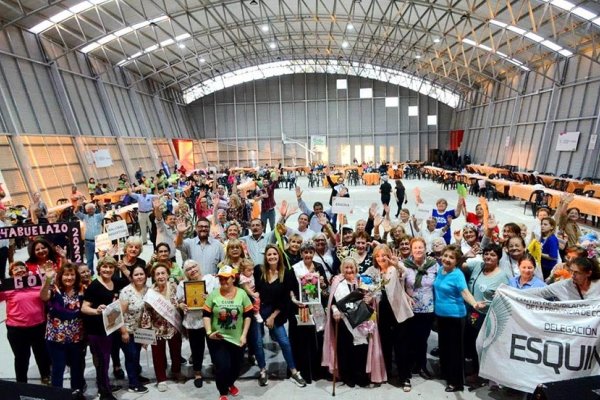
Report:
555,131,580,151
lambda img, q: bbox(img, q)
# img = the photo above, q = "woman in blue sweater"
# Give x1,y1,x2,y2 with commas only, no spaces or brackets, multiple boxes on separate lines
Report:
433,245,484,392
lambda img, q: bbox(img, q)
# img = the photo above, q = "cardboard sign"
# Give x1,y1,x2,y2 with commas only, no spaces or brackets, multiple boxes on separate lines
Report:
414,206,431,221
331,196,353,214
106,220,129,240
0,221,82,263
134,328,157,346
95,233,112,252
103,300,124,335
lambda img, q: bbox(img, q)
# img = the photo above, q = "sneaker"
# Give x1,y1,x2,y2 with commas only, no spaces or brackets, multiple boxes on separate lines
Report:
219,396,229,400
99,394,117,400
228,385,240,396
258,370,269,387
157,382,168,392
138,375,151,384
113,368,125,380
128,385,149,394
290,372,307,388
193,377,204,388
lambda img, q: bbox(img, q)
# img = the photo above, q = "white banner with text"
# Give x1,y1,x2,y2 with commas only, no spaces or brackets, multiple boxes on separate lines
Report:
476,285,600,393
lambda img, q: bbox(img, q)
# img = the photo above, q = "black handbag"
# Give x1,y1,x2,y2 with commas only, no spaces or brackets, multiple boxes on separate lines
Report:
336,290,374,328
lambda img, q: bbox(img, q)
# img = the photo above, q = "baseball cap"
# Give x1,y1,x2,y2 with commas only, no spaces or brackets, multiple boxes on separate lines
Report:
217,265,237,278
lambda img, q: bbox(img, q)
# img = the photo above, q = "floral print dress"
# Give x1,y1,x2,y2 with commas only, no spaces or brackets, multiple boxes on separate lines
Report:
45,289,84,344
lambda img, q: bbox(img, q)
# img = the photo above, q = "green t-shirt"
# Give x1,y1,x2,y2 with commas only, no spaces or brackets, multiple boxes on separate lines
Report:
204,288,252,346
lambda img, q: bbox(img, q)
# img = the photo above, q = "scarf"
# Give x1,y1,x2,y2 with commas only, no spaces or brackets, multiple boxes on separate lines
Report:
403,256,437,289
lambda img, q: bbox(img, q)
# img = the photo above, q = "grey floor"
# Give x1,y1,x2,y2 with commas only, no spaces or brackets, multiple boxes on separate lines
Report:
4,175,592,399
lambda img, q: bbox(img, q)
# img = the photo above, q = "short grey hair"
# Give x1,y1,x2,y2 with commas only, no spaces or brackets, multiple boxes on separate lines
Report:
125,236,143,250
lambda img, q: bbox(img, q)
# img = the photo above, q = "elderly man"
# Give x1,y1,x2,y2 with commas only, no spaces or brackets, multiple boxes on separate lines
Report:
240,218,276,266
128,185,158,245
295,186,334,233
75,202,105,274
153,198,177,261
175,217,224,275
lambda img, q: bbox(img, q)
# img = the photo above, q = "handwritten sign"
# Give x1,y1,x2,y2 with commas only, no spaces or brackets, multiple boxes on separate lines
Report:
106,220,129,240
95,233,112,252
134,328,157,345
103,300,124,335
331,196,353,214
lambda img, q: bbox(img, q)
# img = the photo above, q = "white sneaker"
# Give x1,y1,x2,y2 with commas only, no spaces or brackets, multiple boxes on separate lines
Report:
157,382,168,392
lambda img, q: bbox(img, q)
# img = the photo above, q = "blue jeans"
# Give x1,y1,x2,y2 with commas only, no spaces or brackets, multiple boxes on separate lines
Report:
121,338,142,387
46,340,84,390
261,208,276,232
250,316,296,370
84,240,96,275
207,339,243,395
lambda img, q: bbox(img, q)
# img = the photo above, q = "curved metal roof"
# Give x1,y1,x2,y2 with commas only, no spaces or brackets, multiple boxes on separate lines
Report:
2,0,599,105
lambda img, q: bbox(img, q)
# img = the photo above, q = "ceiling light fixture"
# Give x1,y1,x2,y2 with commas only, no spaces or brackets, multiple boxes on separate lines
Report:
341,41,349,48
347,23,354,30
489,18,573,57
269,42,277,49
261,25,269,32
462,37,530,71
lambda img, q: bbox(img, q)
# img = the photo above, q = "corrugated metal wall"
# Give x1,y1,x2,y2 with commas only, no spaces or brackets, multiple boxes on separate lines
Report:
187,74,454,165
455,56,600,178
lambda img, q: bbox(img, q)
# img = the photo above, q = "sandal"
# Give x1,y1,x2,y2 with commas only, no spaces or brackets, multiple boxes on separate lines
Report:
402,380,411,392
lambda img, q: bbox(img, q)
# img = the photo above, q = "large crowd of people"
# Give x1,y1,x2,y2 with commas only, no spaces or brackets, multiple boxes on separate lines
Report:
0,162,599,400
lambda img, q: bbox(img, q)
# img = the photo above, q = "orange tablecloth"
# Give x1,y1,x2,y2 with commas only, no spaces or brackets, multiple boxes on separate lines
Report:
584,184,600,197
486,178,521,194
423,166,450,177
508,185,568,209
467,165,510,176
94,190,128,203
363,173,380,185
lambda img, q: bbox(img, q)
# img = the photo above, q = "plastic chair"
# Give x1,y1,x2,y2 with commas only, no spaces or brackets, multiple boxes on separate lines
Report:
524,190,546,215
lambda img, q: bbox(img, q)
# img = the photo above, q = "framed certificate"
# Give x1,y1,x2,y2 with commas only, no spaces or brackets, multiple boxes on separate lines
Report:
184,281,207,310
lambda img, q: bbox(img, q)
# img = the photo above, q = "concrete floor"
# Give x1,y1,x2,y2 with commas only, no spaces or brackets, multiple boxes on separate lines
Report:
4,175,589,399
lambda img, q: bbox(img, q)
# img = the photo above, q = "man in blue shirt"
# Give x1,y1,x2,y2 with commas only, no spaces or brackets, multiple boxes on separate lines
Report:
75,202,105,274
128,186,157,245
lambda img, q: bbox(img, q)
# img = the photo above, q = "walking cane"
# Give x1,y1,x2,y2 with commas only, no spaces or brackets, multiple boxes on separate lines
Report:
332,319,339,396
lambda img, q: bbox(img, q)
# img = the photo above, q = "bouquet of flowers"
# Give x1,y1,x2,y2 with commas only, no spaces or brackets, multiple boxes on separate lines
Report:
547,268,572,284
299,272,321,304
578,232,599,259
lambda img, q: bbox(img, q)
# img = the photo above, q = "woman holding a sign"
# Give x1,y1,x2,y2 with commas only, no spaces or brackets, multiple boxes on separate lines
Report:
140,263,183,392
176,260,219,388
118,265,149,394
81,256,128,400
0,261,51,385
203,265,253,400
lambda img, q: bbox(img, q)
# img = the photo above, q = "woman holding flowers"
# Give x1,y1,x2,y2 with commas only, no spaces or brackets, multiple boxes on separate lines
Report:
323,257,386,387
289,240,328,383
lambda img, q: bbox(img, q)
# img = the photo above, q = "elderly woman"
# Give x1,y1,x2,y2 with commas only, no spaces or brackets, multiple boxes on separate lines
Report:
453,223,481,259
323,257,386,387
404,237,438,379
118,236,145,281
431,198,463,244
539,217,559,279
0,261,51,384
555,193,582,248
148,243,184,283
251,244,306,387
353,231,373,274
394,234,412,261
118,265,149,394
25,237,64,274
81,256,126,400
313,232,337,280
387,224,407,252
289,241,328,383
364,244,414,391
177,260,219,388
500,236,543,281
203,265,252,400
141,263,183,392
222,238,246,271
462,244,509,381
525,257,600,300
509,254,546,289
398,208,420,237
40,263,85,397
433,245,484,393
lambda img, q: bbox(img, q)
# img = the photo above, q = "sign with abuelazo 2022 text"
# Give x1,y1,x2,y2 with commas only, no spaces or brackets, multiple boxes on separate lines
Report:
0,222,83,264
476,285,600,393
